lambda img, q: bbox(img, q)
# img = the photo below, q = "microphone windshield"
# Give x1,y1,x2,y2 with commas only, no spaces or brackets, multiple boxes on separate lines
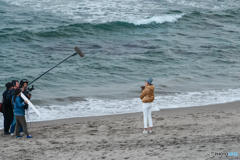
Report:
74,46,84,57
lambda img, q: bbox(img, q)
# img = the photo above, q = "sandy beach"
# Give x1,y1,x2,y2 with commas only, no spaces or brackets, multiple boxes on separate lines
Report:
1,101,240,160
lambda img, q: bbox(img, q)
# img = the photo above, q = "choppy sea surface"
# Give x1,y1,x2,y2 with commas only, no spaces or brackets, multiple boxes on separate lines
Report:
1,0,240,128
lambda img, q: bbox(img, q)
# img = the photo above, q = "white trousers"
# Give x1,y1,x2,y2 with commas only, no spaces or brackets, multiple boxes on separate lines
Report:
142,103,153,128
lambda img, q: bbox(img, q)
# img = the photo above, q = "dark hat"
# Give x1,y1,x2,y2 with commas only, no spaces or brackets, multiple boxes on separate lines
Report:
5,82,13,89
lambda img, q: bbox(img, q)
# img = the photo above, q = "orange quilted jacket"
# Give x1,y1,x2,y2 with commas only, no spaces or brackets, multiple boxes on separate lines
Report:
140,85,155,103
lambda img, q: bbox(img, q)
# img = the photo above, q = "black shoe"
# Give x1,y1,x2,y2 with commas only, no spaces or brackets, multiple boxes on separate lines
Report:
4,132,10,135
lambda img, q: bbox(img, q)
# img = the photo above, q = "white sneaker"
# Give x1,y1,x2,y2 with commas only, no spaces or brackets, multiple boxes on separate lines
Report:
143,130,148,134
10,133,15,136
19,132,24,136
148,130,152,133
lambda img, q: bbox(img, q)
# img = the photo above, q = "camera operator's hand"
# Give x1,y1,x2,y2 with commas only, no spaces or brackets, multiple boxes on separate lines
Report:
24,100,28,104
28,94,32,100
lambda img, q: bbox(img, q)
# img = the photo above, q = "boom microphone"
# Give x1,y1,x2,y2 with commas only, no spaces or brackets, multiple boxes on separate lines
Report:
28,46,85,85
74,46,84,57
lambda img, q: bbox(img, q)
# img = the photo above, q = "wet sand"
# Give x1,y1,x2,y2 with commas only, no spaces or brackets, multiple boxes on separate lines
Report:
1,101,240,160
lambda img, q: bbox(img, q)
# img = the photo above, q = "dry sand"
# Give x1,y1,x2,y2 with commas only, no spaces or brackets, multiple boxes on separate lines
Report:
1,101,240,160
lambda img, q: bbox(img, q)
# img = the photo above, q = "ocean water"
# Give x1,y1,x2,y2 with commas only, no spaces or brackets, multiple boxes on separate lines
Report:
0,0,240,128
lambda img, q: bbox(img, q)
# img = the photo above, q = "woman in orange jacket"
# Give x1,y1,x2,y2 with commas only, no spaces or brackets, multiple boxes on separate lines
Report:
140,78,154,133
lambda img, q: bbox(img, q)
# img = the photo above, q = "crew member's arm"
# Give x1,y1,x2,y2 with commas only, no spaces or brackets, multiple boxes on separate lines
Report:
23,90,31,100
16,97,26,108
6,90,14,100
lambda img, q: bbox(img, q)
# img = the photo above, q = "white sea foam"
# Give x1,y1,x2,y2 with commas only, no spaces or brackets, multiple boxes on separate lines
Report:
1,87,240,129
129,14,184,25
3,0,238,26
2,0,180,24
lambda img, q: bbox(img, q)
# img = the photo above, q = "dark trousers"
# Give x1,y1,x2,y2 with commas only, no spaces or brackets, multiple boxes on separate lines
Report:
15,115,29,136
2,104,13,133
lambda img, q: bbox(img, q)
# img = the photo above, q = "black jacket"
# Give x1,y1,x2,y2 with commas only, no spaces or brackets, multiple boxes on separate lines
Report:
2,89,10,105
2,89,13,111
